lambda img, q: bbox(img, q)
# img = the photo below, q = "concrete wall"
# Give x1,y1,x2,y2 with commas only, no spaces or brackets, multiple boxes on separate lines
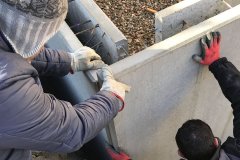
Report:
44,1,240,160
155,0,240,42
67,0,128,64
110,4,240,159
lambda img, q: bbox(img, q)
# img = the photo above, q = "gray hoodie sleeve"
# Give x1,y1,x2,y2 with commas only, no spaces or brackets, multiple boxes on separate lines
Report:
0,51,120,153
31,47,72,77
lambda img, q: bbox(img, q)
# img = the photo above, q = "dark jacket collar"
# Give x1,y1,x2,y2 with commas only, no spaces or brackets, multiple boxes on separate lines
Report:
210,138,222,160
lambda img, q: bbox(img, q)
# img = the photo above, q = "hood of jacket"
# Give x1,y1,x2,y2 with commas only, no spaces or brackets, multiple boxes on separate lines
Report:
0,0,68,58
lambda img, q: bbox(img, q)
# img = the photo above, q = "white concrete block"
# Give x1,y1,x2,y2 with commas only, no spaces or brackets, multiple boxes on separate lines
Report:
67,0,128,64
155,0,240,42
111,4,240,160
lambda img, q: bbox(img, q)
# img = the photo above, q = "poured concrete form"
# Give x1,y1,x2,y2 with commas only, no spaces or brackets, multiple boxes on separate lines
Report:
155,0,240,42
67,0,128,64
110,4,240,159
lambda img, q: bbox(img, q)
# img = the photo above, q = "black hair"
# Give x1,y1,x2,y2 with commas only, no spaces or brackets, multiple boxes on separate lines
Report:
175,119,216,160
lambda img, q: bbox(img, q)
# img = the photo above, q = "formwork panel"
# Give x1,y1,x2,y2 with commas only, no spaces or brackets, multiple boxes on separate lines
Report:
67,0,128,64
155,0,240,42
111,5,240,159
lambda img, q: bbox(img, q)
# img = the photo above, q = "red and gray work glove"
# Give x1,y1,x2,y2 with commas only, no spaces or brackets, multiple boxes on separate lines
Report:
192,31,221,65
98,66,131,111
70,46,105,72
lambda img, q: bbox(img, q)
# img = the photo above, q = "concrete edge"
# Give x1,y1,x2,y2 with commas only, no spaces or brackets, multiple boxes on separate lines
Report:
154,15,163,42
155,0,202,18
79,0,127,43
154,0,230,42
68,0,128,63
111,4,240,79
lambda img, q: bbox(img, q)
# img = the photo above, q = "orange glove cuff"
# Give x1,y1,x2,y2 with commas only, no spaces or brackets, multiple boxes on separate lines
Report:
112,92,125,112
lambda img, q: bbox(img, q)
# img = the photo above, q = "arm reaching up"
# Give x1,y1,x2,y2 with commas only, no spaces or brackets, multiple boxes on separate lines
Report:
209,58,240,138
193,32,240,138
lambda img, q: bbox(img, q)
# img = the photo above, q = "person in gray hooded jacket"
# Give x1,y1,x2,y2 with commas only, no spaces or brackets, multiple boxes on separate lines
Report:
0,0,130,159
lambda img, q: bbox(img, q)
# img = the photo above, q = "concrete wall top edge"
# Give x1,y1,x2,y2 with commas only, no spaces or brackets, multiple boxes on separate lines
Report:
155,0,202,17
111,4,240,79
77,0,127,42
155,0,232,42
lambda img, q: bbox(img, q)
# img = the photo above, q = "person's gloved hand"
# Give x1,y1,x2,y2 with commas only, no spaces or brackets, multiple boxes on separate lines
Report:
70,46,105,72
192,31,221,65
98,66,131,111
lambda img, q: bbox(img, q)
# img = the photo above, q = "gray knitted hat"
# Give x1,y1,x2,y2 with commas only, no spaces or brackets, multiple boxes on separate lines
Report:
0,0,68,58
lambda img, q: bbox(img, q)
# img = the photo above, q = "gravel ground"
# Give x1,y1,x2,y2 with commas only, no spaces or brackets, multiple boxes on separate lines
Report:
94,0,182,55
32,152,67,160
